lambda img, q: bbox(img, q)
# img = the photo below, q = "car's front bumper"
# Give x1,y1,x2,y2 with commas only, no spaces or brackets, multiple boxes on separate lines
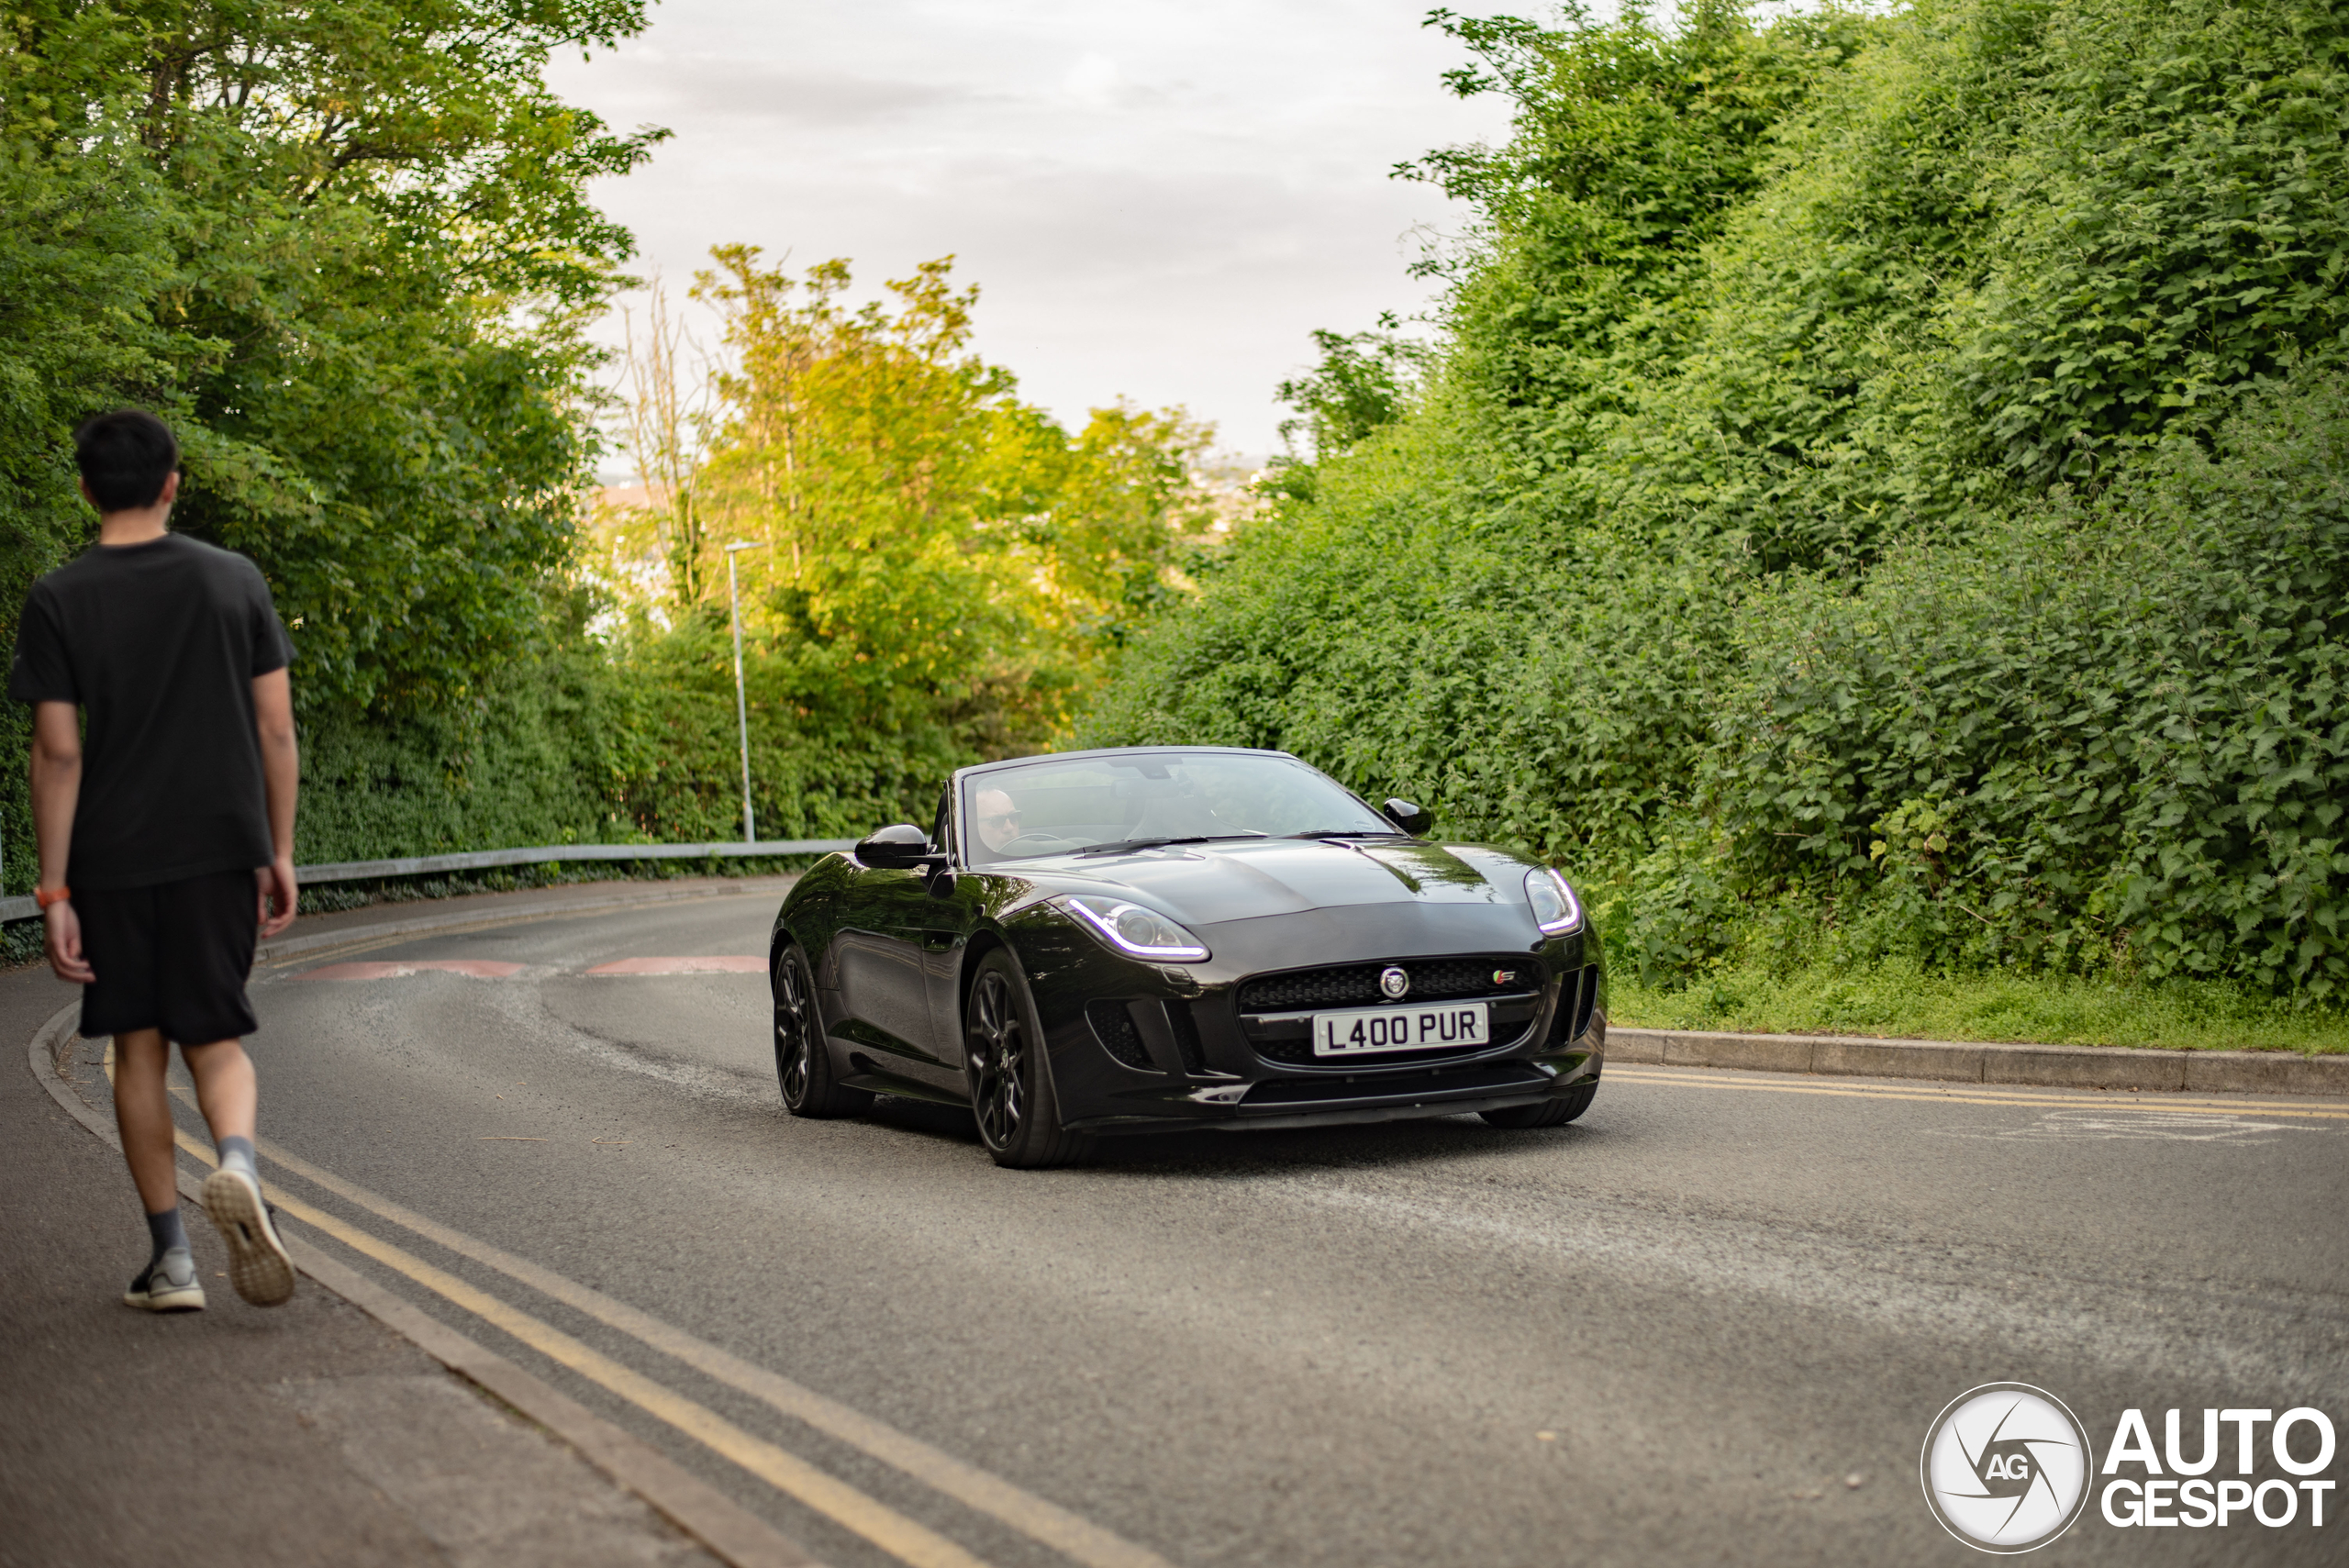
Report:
1012,899,1608,1135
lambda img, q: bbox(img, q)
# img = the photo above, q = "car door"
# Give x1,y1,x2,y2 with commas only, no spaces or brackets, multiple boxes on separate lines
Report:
913,793,996,1088
829,851,955,1078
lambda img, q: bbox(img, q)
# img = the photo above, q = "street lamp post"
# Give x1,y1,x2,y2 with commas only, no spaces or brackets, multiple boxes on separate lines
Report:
724,541,764,845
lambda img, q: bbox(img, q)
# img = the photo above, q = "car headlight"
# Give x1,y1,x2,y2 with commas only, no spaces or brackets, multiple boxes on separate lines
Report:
1523,867,1584,936
1054,894,1210,962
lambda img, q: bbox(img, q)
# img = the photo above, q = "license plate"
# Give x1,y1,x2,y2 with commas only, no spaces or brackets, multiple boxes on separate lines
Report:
1312,1002,1488,1057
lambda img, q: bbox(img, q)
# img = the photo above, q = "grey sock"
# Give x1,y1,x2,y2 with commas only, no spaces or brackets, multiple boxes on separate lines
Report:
217,1135,256,1180
144,1206,189,1269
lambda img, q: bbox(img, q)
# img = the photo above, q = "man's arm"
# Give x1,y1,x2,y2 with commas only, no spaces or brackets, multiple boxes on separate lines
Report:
30,700,92,983
253,667,298,938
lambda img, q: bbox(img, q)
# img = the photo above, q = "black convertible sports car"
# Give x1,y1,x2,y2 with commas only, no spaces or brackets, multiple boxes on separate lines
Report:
767,746,1605,1166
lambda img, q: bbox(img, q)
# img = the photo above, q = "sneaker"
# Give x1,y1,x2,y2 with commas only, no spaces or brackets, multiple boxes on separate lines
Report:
201,1165,296,1307
124,1246,206,1312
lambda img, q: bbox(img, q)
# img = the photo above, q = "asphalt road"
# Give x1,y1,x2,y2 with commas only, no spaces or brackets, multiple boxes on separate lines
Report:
102,888,2349,1566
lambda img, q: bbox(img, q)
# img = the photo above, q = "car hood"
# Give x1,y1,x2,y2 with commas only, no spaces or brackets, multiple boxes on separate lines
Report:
1018,837,1539,928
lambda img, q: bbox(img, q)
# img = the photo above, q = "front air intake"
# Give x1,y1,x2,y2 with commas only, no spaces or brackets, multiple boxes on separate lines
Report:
1085,1000,1153,1071
1163,999,1208,1074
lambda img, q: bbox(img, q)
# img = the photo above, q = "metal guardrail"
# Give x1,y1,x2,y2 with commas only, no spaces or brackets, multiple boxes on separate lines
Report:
0,839,855,923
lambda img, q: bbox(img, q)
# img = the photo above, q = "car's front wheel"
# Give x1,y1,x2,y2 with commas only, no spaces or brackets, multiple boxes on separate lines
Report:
774,943,872,1119
1479,1082,1597,1129
963,950,1093,1168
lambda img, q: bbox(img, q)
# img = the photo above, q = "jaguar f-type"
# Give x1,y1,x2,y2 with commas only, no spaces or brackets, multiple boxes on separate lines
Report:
767,746,1604,1166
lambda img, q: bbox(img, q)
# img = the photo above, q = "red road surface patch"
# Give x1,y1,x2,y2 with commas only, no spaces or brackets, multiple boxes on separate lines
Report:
583,956,766,975
295,960,525,981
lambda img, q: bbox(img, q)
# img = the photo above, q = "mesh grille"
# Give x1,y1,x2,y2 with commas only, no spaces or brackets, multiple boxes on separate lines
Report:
1085,1000,1153,1071
1237,955,1538,1013
1163,1000,1208,1074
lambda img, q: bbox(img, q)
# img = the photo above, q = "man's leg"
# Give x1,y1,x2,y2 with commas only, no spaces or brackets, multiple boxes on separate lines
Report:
111,1029,206,1310
187,1037,293,1308
111,1029,182,1211
182,1037,257,1147
159,871,293,1306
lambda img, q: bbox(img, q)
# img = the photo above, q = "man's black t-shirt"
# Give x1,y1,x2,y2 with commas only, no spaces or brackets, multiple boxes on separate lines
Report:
8,534,293,891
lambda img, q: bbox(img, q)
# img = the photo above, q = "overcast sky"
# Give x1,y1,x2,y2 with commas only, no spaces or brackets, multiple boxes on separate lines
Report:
544,0,1520,462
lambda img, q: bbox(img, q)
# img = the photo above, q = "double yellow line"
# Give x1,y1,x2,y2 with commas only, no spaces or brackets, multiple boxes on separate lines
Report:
142,1080,1172,1568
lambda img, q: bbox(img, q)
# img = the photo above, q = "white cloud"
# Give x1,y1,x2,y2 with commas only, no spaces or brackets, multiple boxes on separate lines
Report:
1063,52,1122,109
548,0,1518,454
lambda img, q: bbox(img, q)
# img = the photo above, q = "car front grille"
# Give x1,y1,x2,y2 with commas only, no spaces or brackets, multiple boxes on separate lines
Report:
1236,953,1548,1067
1235,955,1541,1013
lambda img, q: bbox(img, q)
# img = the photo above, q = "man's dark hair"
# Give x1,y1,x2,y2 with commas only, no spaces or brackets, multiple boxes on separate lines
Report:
72,410,180,514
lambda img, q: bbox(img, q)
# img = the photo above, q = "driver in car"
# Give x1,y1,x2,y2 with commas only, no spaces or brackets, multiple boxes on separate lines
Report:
974,788,1022,855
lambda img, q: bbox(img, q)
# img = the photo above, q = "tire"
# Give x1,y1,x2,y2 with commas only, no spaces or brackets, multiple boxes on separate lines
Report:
963,949,1093,1168
774,943,873,1118
1479,1082,1598,1129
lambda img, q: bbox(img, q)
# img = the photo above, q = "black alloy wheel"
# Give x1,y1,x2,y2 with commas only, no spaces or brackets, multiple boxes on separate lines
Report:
1479,1081,1598,1129
774,943,872,1118
963,949,1092,1168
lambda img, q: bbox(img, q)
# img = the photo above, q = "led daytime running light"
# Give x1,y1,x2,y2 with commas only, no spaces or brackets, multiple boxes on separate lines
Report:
1058,895,1210,962
1524,867,1585,936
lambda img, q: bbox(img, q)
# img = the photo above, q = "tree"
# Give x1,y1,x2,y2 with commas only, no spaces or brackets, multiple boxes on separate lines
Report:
1275,320,1430,461
649,248,1217,755
0,0,663,715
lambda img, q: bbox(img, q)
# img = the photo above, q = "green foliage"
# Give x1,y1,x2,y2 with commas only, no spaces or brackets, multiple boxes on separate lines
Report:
1086,0,2349,1014
0,0,673,888
1609,957,2349,1054
1274,320,1431,460
1691,378,2349,998
584,251,1225,838
0,2,661,717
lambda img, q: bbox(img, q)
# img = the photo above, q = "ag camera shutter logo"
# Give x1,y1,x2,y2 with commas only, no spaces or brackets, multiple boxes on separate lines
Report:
1920,1384,2093,1552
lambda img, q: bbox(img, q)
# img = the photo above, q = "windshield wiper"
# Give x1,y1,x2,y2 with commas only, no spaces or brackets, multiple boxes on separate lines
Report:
1286,828,1406,840
1075,832,1267,858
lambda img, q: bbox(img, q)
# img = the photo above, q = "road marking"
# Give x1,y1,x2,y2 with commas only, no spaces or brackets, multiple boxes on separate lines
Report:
584,956,768,974
1607,1067,2349,1119
150,1117,995,1568
295,960,525,980
247,1129,1181,1568
145,1073,1177,1568
1930,1108,2302,1143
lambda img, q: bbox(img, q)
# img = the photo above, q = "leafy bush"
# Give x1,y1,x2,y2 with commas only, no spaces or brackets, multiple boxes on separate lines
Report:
1687,377,2349,997
1085,0,2349,1006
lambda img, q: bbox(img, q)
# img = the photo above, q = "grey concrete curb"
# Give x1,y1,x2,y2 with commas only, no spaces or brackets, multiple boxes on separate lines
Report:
26,1004,823,1568
1606,1026,2349,1097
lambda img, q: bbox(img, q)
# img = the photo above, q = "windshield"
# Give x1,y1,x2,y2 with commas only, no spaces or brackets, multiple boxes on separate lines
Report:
961,751,1397,865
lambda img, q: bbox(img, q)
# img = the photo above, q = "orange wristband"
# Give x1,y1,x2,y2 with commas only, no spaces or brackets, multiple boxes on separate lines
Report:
35,885,70,909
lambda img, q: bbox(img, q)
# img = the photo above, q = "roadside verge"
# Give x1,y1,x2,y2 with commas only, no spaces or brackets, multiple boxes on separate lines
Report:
1607,1025,2349,1096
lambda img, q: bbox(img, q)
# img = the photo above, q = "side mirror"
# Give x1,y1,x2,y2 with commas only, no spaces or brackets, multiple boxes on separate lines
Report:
1383,797,1432,836
855,823,932,869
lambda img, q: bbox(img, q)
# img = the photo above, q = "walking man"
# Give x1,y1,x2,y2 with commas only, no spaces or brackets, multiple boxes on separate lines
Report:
11,409,301,1311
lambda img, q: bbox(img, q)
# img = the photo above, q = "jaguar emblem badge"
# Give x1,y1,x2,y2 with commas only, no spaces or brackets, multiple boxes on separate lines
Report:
1378,965,1410,999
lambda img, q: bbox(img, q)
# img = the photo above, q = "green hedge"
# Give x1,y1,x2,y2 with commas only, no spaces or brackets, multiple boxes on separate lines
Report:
1083,0,2349,1004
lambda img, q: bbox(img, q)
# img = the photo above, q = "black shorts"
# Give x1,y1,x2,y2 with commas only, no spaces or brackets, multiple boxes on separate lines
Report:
76,869,262,1043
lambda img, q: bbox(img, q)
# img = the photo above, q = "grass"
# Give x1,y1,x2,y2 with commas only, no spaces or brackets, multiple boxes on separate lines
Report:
1609,957,2349,1055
